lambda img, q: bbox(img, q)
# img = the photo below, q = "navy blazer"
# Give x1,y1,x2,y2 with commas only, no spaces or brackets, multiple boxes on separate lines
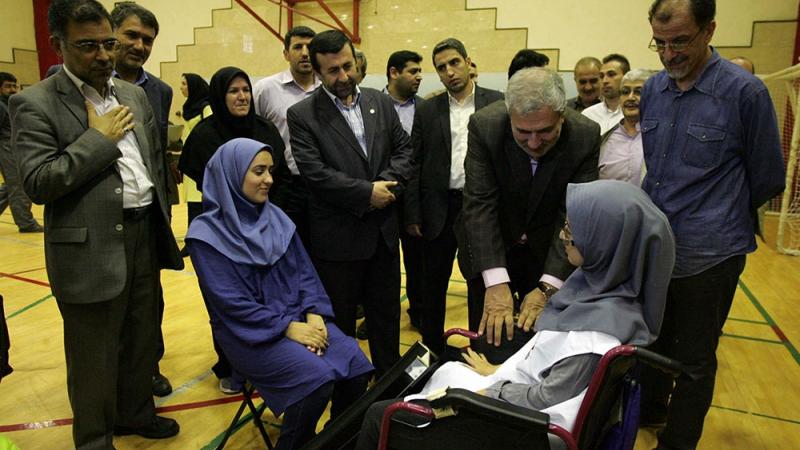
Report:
287,87,413,261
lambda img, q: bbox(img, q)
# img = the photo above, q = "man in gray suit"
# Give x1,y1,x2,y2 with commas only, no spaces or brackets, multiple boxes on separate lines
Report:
10,1,183,447
287,30,413,377
404,38,504,354
0,71,43,232
456,68,600,362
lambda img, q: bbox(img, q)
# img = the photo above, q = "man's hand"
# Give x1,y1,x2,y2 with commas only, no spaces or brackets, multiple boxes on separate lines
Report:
406,223,422,237
286,321,328,355
517,288,547,332
86,102,134,143
478,283,515,346
370,180,398,209
462,348,499,376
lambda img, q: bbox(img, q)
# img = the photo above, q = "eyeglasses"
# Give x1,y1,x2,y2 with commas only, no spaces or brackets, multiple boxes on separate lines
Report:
64,39,120,55
648,28,703,53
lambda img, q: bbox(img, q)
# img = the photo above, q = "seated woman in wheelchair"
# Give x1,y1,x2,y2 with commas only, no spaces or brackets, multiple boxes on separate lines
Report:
355,180,675,448
186,138,374,450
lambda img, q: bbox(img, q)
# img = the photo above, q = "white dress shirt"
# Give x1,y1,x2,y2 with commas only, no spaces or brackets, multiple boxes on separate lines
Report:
582,101,623,135
448,86,475,189
63,65,153,208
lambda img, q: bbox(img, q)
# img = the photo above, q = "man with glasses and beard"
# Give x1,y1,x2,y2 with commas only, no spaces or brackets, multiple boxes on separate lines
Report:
10,1,183,446
287,30,413,378
638,1,785,448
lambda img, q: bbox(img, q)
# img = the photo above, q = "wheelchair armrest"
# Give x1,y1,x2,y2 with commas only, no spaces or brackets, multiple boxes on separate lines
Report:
379,401,435,450
429,388,551,431
634,347,683,377
443,328,479,341
548,424,579,450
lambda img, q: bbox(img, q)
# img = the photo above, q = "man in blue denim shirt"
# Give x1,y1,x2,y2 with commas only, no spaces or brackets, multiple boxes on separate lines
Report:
638,1,785,449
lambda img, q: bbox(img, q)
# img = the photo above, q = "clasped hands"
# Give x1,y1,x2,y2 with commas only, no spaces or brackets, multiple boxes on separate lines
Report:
478,283,547,346
286,313,328,356
370,180,398,209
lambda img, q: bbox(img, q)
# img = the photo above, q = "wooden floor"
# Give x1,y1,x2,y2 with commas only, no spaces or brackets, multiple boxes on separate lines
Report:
1,203,799,450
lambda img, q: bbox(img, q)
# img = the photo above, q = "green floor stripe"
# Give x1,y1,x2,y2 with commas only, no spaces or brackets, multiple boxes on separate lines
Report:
711,404,800,425
721,333,783,345
6,294,53,319
727,317,770,325
738,280,800,367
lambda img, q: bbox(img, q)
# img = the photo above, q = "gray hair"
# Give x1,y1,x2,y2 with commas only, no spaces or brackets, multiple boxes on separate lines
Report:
505,68,566,115
621,68,653,84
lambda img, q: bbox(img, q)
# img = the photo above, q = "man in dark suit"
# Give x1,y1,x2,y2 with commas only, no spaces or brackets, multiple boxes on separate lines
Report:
457,68,600,362
405,38,504,354
287,30,413,377
382,50,425,333
110,1,175,398
11,1,183,447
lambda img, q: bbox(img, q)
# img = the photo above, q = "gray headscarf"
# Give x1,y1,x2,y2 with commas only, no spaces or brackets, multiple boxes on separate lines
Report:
534,180,675,345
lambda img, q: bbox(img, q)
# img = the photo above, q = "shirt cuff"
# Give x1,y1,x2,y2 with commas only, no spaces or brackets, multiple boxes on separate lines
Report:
539,274,564,290
482,268,510,288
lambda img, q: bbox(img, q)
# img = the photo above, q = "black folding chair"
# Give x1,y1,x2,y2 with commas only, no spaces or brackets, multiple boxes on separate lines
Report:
216,383,274,450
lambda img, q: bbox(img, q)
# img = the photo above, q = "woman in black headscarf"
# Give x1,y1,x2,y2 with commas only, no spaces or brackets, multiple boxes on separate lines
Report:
179,66,290,208
179,73,211,243
180,73,210,123
178,66,290,393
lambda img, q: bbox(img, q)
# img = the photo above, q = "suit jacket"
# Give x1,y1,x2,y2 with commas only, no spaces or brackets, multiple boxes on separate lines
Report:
287,87,413,261
10,70,183,304
139,71,177,206
455,103,600,281
405,86,504,240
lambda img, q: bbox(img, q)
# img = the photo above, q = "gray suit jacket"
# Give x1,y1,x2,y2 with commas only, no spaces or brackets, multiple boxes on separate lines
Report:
404,85,504,240
456,103,600,281
10,70,183,304
287,87,413,261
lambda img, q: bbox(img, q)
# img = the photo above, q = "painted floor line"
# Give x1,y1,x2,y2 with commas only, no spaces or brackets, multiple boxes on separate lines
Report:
0,271,50,288
6,294,53,320
154,370,214,408
711,404,800,426
738,280,800,367
727,317,770,325
721,333,783,345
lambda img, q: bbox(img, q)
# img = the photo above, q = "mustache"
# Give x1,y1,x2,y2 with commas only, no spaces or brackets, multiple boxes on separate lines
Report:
623,101,639,108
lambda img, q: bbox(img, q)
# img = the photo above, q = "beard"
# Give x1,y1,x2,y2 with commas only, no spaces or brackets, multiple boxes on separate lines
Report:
332,77,356,100
661,54,690,80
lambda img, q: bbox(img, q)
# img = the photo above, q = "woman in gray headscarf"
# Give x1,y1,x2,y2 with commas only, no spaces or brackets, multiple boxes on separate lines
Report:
354,180,675,447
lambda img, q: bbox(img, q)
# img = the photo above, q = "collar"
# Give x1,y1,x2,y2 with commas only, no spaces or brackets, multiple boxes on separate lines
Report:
322,83,361,109
382,86,415,106
658,46,721,95
279,69,320,91
113,68,148,86
448,82,475,107
602,100,620,114
63,64,116,99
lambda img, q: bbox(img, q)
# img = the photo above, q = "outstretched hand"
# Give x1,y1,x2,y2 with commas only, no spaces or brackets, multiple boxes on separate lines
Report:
478,283,515,346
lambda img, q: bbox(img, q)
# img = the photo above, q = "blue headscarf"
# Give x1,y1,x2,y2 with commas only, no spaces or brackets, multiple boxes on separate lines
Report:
534,180,675,345
186,138,296,266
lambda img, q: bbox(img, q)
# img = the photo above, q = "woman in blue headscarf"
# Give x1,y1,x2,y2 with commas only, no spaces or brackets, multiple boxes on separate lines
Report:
186,138,373,450
355,180,676,448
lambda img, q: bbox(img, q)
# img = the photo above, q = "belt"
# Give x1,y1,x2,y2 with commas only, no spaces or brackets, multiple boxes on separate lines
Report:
123,205,153,221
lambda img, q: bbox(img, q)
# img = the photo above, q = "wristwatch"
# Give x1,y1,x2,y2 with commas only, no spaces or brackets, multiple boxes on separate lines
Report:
537,281,558,300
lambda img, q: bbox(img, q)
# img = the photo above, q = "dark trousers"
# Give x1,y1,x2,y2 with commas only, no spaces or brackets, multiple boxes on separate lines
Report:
0,148,38,230
466,244,540,364
399,228,423,325
314,238,401,378
641,255,746,450
278,374,369,450
419,191,462,354
57,209,160,450
280,175,311,246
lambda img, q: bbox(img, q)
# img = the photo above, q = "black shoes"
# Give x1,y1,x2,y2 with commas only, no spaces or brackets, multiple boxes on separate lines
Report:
114,416,179,439
152,373,173,397
19,223,44,233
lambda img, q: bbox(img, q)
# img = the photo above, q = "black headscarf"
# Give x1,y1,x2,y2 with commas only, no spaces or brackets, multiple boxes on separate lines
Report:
182,73,210,121
208,66,257,140
178,67,290,207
